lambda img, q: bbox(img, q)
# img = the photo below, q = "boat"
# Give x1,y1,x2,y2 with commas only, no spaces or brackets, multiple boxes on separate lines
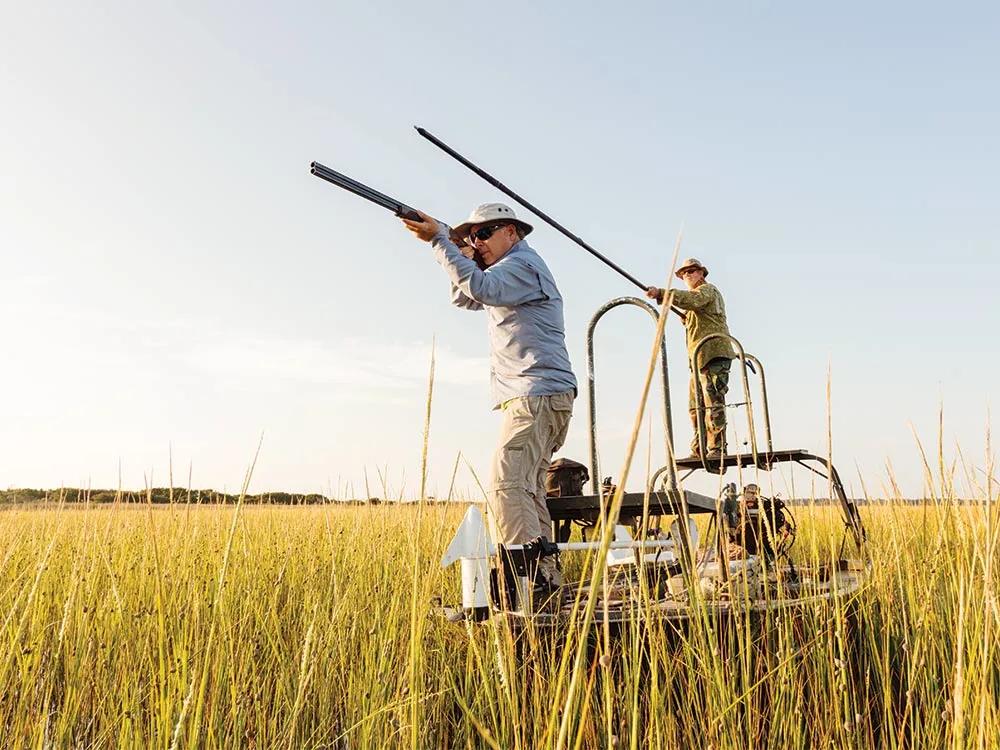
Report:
439,296,869,628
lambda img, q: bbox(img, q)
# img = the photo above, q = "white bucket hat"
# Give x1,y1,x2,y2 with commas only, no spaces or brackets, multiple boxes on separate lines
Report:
453,202,533,239
675,257,708,279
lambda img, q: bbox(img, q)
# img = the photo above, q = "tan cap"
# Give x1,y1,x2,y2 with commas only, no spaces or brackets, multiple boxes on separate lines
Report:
675,257,708,279
453,202,533,239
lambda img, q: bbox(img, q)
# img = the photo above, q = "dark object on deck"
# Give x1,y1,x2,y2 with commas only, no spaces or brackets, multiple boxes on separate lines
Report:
734,486,791,561
491,537,560,611
545,458,590,498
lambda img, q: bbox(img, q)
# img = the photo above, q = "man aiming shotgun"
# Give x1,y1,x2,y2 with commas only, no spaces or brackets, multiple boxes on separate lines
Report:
310,152,680,600
402,204,577,597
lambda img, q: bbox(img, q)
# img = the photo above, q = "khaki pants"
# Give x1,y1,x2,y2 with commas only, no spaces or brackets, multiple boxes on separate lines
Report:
488,392,574,583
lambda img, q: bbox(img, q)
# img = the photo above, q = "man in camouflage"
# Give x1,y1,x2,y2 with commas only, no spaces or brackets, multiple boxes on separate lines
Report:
647,258,735,457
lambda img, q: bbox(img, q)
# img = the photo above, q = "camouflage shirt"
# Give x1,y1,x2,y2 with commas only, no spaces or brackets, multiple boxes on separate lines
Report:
670,282,736,370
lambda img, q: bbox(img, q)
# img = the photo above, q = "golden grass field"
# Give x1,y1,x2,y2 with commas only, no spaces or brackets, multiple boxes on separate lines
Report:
0,489,996,749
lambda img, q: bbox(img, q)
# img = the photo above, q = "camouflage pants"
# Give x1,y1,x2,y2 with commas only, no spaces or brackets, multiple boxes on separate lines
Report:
688,357,731,454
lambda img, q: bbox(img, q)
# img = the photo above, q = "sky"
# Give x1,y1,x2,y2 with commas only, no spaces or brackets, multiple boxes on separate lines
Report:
1,1,997,501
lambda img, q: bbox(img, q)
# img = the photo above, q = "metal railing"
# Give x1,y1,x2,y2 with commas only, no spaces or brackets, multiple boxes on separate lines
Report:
586,297,676,495
690,333,772,470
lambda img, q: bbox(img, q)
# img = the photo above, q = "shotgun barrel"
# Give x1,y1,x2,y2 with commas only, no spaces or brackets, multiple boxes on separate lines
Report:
310,161,422,221
309,160,486,268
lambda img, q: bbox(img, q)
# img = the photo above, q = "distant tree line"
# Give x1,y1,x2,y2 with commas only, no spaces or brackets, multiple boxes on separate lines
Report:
0,488,393,506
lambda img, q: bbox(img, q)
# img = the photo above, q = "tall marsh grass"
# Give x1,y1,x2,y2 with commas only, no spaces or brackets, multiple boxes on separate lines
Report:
0,481,996,748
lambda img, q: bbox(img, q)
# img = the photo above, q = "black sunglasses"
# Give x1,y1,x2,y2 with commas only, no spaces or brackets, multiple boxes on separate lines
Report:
470,223,509,242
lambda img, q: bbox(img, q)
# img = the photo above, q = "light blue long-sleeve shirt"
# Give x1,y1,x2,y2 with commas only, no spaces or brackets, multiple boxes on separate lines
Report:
431,229,577,409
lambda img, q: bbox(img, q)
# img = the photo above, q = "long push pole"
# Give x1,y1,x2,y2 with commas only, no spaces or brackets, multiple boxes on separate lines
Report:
415,126,685,317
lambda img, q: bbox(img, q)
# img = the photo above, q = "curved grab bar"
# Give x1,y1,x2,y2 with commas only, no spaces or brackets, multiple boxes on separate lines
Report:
689,333,772,468
586,297,675,494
